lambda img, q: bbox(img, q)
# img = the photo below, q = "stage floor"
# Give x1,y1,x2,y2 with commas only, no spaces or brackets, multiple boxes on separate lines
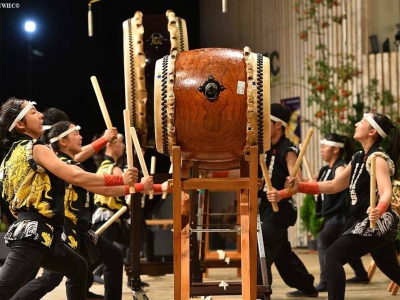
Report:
36,248,393,299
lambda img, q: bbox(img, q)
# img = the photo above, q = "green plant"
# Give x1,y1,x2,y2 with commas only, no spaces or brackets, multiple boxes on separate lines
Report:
293,0,361,137
300,194,323,239
291,0,399,139
290,0,400,180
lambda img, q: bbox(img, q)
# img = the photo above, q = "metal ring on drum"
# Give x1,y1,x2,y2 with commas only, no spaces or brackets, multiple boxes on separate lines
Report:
154,47,271,163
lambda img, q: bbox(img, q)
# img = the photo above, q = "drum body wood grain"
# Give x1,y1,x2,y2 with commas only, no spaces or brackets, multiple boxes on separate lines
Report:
154,47,270,163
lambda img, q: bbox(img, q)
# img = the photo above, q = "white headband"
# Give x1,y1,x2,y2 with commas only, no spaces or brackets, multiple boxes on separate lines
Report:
8,101,37,132
49,125,81,144
363,113,387,138
320,140,344,148
270,115,288,127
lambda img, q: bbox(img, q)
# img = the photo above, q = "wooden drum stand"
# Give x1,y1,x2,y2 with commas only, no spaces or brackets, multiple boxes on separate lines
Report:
171,146,270,300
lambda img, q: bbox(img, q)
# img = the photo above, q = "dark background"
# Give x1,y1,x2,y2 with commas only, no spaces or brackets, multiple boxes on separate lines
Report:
0,0,200,217
0,0,200,165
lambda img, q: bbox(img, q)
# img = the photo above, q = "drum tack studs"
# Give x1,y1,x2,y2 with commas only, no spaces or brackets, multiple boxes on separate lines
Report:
197,75,226,102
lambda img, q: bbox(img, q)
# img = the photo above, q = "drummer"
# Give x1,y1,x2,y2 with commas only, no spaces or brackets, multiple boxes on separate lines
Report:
19,121,155,300
0,98,137,300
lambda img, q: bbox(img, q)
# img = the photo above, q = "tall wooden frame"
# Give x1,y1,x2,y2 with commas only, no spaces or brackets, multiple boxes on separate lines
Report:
172,146,262,300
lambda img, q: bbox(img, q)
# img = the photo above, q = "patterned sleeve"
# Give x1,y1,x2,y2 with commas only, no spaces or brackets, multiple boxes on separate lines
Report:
366,151,395,176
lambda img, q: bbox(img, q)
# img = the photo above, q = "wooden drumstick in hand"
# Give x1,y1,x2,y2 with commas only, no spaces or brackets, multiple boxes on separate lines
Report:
299,143,313,180
130,127,154,198
91,76,113,129
149,156,156,200
123,110,135,204
260,154,279,212
303,156,313,181
370,155,377,229
95,206,127,235
286,128,314,192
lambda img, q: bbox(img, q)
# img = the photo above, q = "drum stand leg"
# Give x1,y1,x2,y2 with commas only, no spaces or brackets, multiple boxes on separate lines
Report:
172,145,261,299
367,259,377,282
129,192,147,294
189,162,203,283
257,214,272,299
172,146,184,300
387,253,400,295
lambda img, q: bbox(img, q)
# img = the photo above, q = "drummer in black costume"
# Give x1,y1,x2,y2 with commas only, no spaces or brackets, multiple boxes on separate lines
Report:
258,103,318,298
284,112,400,300
17,121,154,300
313,133,368,292
42,107,119,299
0,98,137,300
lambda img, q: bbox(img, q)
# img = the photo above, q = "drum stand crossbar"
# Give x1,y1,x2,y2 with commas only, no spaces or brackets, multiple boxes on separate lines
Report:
172,146,270,300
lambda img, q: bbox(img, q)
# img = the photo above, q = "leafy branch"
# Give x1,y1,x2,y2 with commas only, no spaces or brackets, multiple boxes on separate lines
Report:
291,0,397,139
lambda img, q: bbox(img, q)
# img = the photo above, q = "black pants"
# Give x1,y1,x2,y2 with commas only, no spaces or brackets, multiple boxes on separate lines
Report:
0,240,87,300
260,221,315,293
92,220,129,246
14,234,123,300
317,216,367,284
325,234,400,300
91,221,125,278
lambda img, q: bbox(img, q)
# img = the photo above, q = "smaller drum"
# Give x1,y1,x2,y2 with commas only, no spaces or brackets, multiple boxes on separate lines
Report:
154,47,270,162
123,10,189,148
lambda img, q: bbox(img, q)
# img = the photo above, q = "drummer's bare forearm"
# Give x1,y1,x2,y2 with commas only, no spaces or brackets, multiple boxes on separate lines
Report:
74,144,95,163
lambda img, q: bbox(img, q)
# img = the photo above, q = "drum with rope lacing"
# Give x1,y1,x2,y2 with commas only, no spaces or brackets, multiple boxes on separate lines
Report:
123,10,188,149
154,47,271,163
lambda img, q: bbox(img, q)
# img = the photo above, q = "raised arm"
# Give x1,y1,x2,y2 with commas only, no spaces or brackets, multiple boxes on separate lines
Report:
74,128,118,163
318,164,351,194
286,163,352,195
266,150,305,204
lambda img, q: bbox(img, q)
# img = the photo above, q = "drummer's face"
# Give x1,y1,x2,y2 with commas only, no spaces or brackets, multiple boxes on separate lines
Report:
19,101,44,139
111,136,125,158
270,120,282,139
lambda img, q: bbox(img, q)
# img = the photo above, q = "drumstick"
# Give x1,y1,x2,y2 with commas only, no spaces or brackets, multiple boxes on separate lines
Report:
95,206,127,235
149,156,156,200
91,76,113,129
88,0,100,37
88,5,93,37
286,128,314,192
260,154,279,212
130,127,149,176
303,156,313,181
123,110,135,199
299,143,313,180
162,162,172,200
370,155,377,229
222,0,228,12
130,127,154,198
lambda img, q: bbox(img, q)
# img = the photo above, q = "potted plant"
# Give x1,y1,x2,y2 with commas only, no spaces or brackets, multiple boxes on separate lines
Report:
300,194,323,250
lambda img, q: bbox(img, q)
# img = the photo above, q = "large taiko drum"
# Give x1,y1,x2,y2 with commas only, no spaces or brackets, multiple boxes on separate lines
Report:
123,10,188,149
154,47,271,162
